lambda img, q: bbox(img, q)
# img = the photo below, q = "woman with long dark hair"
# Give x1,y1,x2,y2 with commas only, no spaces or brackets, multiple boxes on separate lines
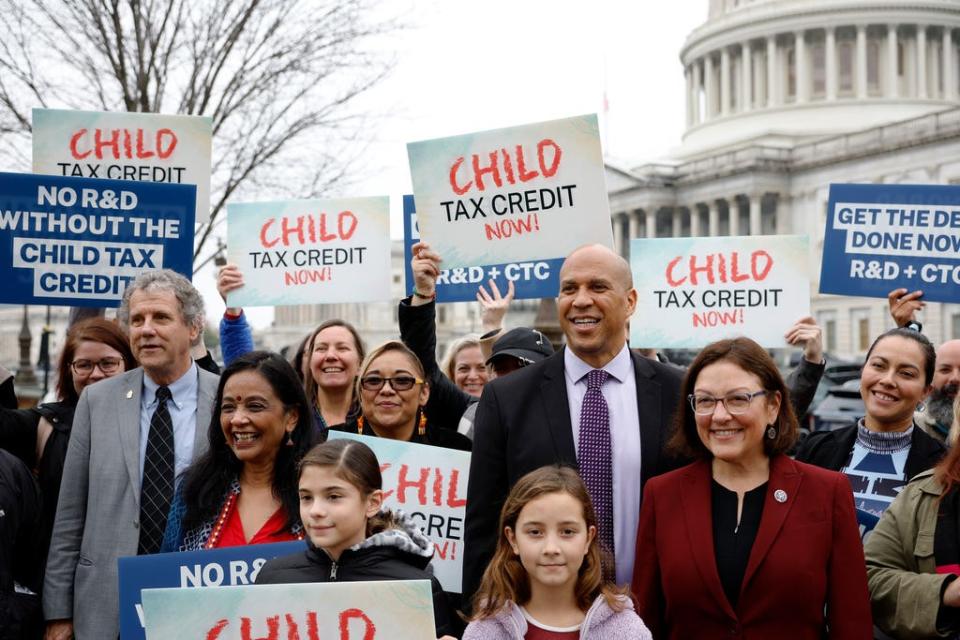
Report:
0,318,135,556
163,351,318,549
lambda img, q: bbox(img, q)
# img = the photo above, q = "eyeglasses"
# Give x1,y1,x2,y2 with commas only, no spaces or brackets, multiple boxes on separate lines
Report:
688,390,769,415
71,357,123,375
359,375,423,392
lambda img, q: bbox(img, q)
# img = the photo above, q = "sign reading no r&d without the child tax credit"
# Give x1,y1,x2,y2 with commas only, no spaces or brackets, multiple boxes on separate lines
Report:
32,108,213,223
406,114,614,269
821,183,960,303
0,172,195,307
226,196,392,307
630,235,811,349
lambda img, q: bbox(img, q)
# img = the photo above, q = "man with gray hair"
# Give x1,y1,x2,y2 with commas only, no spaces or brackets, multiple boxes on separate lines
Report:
44,269,219,640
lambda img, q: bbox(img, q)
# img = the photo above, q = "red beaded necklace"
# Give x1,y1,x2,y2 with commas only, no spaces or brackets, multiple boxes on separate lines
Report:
203,488,304,549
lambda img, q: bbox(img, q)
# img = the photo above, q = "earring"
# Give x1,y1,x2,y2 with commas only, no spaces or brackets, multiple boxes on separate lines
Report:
766,425,777,440
916,401,926,413
417,410,427,436
286,431,294,446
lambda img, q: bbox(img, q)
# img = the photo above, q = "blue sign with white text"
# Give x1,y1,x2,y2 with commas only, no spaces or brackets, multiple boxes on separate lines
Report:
402,194,562,302
821,183,960,303
117,540,306,640
0,172,194,307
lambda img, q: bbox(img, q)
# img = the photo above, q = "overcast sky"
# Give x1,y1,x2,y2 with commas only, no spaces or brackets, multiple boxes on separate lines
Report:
207,0,710,328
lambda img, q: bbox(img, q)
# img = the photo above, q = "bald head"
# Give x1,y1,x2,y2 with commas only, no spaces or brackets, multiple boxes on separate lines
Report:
557,243,637,368
561,244,633,289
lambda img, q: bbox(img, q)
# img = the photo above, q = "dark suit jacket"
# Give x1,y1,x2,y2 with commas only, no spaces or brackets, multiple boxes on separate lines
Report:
795,422,946,481
633,455,873,639
462,347,683,603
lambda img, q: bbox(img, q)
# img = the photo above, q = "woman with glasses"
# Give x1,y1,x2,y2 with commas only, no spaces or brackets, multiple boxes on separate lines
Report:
329,341,471,451
162,351,318,550
632,337,871,638
0,318,135,587
796,328,945,527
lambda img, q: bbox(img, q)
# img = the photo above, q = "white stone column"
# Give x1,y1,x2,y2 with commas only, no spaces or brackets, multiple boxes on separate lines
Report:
685,66,693,127
721,48,731,115
692,60,702,123
628,210,641,244
708,201,719,236
645,209,656,239
826,26,838,100
918,25,928,98
612,213,624,257
671,208,682,237
795,30,808,103
728,197,740,236
887,25,899,98
749,194,763,235
742,41,753,110
690,206,701,237
705,55,716,118
945,28,957,100
767,36,778,107
856,25,868,99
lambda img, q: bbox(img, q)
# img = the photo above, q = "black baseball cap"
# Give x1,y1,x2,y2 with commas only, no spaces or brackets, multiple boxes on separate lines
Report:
486,327,554,366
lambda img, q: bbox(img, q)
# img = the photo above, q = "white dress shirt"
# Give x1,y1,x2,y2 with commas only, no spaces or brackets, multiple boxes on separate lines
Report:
564,344,641,586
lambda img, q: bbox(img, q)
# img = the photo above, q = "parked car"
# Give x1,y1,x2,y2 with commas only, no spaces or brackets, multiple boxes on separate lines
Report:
807,378,864,435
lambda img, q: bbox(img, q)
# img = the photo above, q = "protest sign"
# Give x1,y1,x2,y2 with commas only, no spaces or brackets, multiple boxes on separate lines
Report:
32,108,213,222
630,235,810,349
0,172,194,307
820,183,960,303
327,432,468,593
118,540,305,640
226,196,392,307
402,194,562,302
407,114,613,269
141,580,435,640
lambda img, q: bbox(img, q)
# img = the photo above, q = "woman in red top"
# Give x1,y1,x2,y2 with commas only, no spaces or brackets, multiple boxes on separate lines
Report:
163,351,318,550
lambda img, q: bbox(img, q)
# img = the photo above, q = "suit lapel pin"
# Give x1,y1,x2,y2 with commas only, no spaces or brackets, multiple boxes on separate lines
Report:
774,489,787,503
126,389,133,399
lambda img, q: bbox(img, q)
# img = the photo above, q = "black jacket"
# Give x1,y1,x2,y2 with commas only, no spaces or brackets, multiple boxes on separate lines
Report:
328,417,471,452
398,297,475,431
256,511,459,637
0,449,43,640
795,422,946,481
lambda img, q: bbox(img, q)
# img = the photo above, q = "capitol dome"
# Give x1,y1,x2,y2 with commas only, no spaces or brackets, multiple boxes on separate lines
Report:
678,0,960,157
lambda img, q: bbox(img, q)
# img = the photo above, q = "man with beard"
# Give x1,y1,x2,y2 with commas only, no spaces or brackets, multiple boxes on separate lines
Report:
888,288,960,443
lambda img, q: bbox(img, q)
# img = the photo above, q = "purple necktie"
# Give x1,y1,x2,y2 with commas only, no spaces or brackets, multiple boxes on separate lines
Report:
578,369,614,563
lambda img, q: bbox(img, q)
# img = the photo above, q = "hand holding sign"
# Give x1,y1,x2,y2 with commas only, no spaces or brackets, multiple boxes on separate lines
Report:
410,241,441,303
887,288,925,327
217,264,245,315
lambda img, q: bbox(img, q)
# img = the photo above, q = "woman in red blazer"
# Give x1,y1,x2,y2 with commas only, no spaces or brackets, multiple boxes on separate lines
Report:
632,337,872,639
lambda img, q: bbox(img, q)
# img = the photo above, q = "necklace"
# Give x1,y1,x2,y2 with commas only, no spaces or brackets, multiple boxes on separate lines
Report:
203,487,304,549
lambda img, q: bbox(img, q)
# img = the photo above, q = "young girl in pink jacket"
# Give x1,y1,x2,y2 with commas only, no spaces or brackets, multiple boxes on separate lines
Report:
463,466,651,640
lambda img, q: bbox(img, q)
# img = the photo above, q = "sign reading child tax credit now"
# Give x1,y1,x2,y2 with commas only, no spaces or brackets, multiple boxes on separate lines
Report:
821,183,960,303
141,580,436,640
226,197,392,307
117,540,305,640
32,108,213,223
630,235,810,349
327,431,468,593
403,195,563,302
407,114,613,269
0,172,194,307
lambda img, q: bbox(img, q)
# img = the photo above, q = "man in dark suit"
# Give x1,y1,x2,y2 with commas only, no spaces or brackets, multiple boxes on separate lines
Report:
462,244,684,601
